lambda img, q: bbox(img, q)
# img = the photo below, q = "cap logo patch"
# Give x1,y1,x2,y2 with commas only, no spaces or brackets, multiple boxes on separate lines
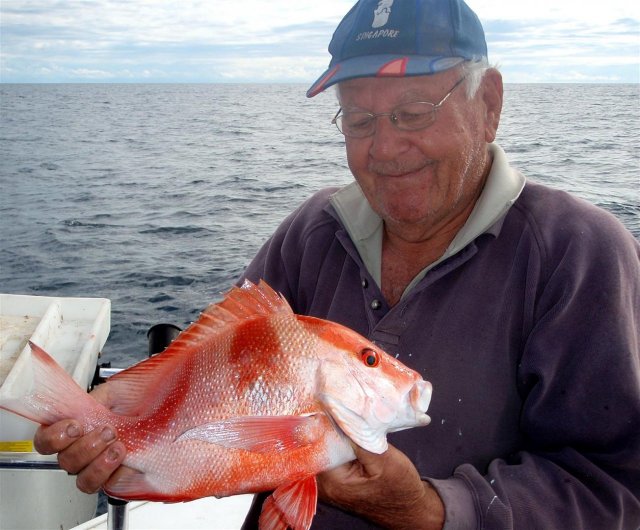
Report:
372,0,394,28
356,0,399,42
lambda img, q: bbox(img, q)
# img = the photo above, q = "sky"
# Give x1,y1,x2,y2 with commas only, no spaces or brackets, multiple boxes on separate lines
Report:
1,0,639,84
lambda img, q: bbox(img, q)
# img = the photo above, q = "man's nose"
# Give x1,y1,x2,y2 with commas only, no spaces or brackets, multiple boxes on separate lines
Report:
368,115,410,161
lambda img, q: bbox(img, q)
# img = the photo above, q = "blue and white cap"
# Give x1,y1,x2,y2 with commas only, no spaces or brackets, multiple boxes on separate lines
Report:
307,0,487,98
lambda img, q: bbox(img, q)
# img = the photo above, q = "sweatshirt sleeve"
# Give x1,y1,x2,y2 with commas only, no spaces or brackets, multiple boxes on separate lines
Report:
430,207,640,529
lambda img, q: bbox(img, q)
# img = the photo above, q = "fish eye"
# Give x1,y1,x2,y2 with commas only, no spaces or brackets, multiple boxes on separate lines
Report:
361,348,380,367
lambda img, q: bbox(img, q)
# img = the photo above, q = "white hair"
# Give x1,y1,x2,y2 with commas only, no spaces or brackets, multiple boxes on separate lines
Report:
461,58,492,99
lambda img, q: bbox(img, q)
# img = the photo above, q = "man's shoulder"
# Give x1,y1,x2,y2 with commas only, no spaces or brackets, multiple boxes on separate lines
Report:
501,181,639,276
274,186,342,240
300,187,340,215
512,181,633,244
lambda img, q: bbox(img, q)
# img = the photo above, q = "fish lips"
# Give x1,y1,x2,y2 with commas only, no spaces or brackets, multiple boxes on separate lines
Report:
412,380,432,413
389,379,432,433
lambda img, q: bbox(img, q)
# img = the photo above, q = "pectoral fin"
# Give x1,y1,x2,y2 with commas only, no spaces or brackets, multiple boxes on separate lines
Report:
175,414,323,454
259,476,317,530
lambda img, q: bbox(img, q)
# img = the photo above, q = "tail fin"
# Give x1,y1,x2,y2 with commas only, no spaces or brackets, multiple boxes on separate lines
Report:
0,341,101,426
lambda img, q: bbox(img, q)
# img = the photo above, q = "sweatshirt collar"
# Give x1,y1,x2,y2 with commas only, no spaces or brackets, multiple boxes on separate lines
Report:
328,143,525,296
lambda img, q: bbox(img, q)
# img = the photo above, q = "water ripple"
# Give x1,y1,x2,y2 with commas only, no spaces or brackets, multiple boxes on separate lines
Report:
1,83,638,367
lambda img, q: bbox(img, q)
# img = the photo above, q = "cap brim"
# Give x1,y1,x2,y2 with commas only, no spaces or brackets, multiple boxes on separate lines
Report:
306,55,467,98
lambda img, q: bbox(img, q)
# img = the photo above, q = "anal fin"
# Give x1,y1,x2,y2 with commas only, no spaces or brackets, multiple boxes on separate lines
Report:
259,476,317,530
104,469,154,501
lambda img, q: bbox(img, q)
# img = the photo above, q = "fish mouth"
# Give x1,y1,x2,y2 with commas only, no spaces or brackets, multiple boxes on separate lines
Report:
410,380,432,425
388,379,433,433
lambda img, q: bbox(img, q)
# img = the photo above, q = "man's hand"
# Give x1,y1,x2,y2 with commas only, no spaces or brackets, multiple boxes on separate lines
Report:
32,383,128,494
317,443,445,530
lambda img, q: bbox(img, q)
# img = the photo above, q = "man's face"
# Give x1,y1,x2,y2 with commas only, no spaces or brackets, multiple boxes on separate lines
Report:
337,68,502,242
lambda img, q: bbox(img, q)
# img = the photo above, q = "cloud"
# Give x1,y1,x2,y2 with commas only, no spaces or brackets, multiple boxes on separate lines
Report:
1,0,638,83
1,0,349,82
480,16,640,82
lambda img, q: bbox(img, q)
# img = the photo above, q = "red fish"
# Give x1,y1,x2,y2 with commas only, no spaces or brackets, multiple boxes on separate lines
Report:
0,280,432,530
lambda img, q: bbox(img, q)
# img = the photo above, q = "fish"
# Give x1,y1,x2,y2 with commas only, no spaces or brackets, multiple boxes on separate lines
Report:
0,280,432,530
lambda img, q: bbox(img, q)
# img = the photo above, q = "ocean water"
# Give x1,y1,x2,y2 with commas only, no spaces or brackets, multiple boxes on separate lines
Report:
1,83,639,369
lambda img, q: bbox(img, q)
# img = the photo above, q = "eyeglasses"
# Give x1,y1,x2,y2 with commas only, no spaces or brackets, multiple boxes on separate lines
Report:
332,76,467,138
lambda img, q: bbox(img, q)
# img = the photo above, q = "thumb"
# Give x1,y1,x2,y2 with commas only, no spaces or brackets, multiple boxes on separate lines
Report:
352,444,388,478
90,380,119,409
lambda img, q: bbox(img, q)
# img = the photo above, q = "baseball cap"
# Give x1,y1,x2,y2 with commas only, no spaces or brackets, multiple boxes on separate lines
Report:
307,0,487,98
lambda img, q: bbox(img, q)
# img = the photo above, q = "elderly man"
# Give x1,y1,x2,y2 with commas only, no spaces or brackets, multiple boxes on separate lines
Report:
35,0,640,529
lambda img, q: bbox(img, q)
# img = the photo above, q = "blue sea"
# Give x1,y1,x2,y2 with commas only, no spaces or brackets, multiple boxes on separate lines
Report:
1,83,639,369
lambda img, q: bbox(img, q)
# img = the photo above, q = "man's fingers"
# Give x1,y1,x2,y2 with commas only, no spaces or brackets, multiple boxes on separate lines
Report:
74,441,127,494
33,420,126,494
29,383,128,495
33,420,83,455
32,381,115,457
57,425,118,475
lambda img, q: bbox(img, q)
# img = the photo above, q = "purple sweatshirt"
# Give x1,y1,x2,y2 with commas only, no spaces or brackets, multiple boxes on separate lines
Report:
239,158,640,528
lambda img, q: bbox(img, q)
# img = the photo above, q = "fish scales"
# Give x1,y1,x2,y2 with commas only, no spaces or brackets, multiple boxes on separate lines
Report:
227,315,318,416
0,280,432,530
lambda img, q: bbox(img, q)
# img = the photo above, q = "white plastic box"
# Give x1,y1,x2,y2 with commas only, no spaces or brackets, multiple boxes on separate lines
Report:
0,294,110,530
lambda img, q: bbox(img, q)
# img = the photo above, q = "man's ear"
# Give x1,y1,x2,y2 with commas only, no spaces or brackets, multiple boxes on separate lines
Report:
481,68,503,143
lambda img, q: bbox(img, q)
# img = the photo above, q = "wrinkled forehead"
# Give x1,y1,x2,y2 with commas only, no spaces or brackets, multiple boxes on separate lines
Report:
336,69,460,108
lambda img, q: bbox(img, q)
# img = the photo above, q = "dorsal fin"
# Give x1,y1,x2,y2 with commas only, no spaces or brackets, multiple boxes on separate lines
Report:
212,279,293,319
105,280,292,416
